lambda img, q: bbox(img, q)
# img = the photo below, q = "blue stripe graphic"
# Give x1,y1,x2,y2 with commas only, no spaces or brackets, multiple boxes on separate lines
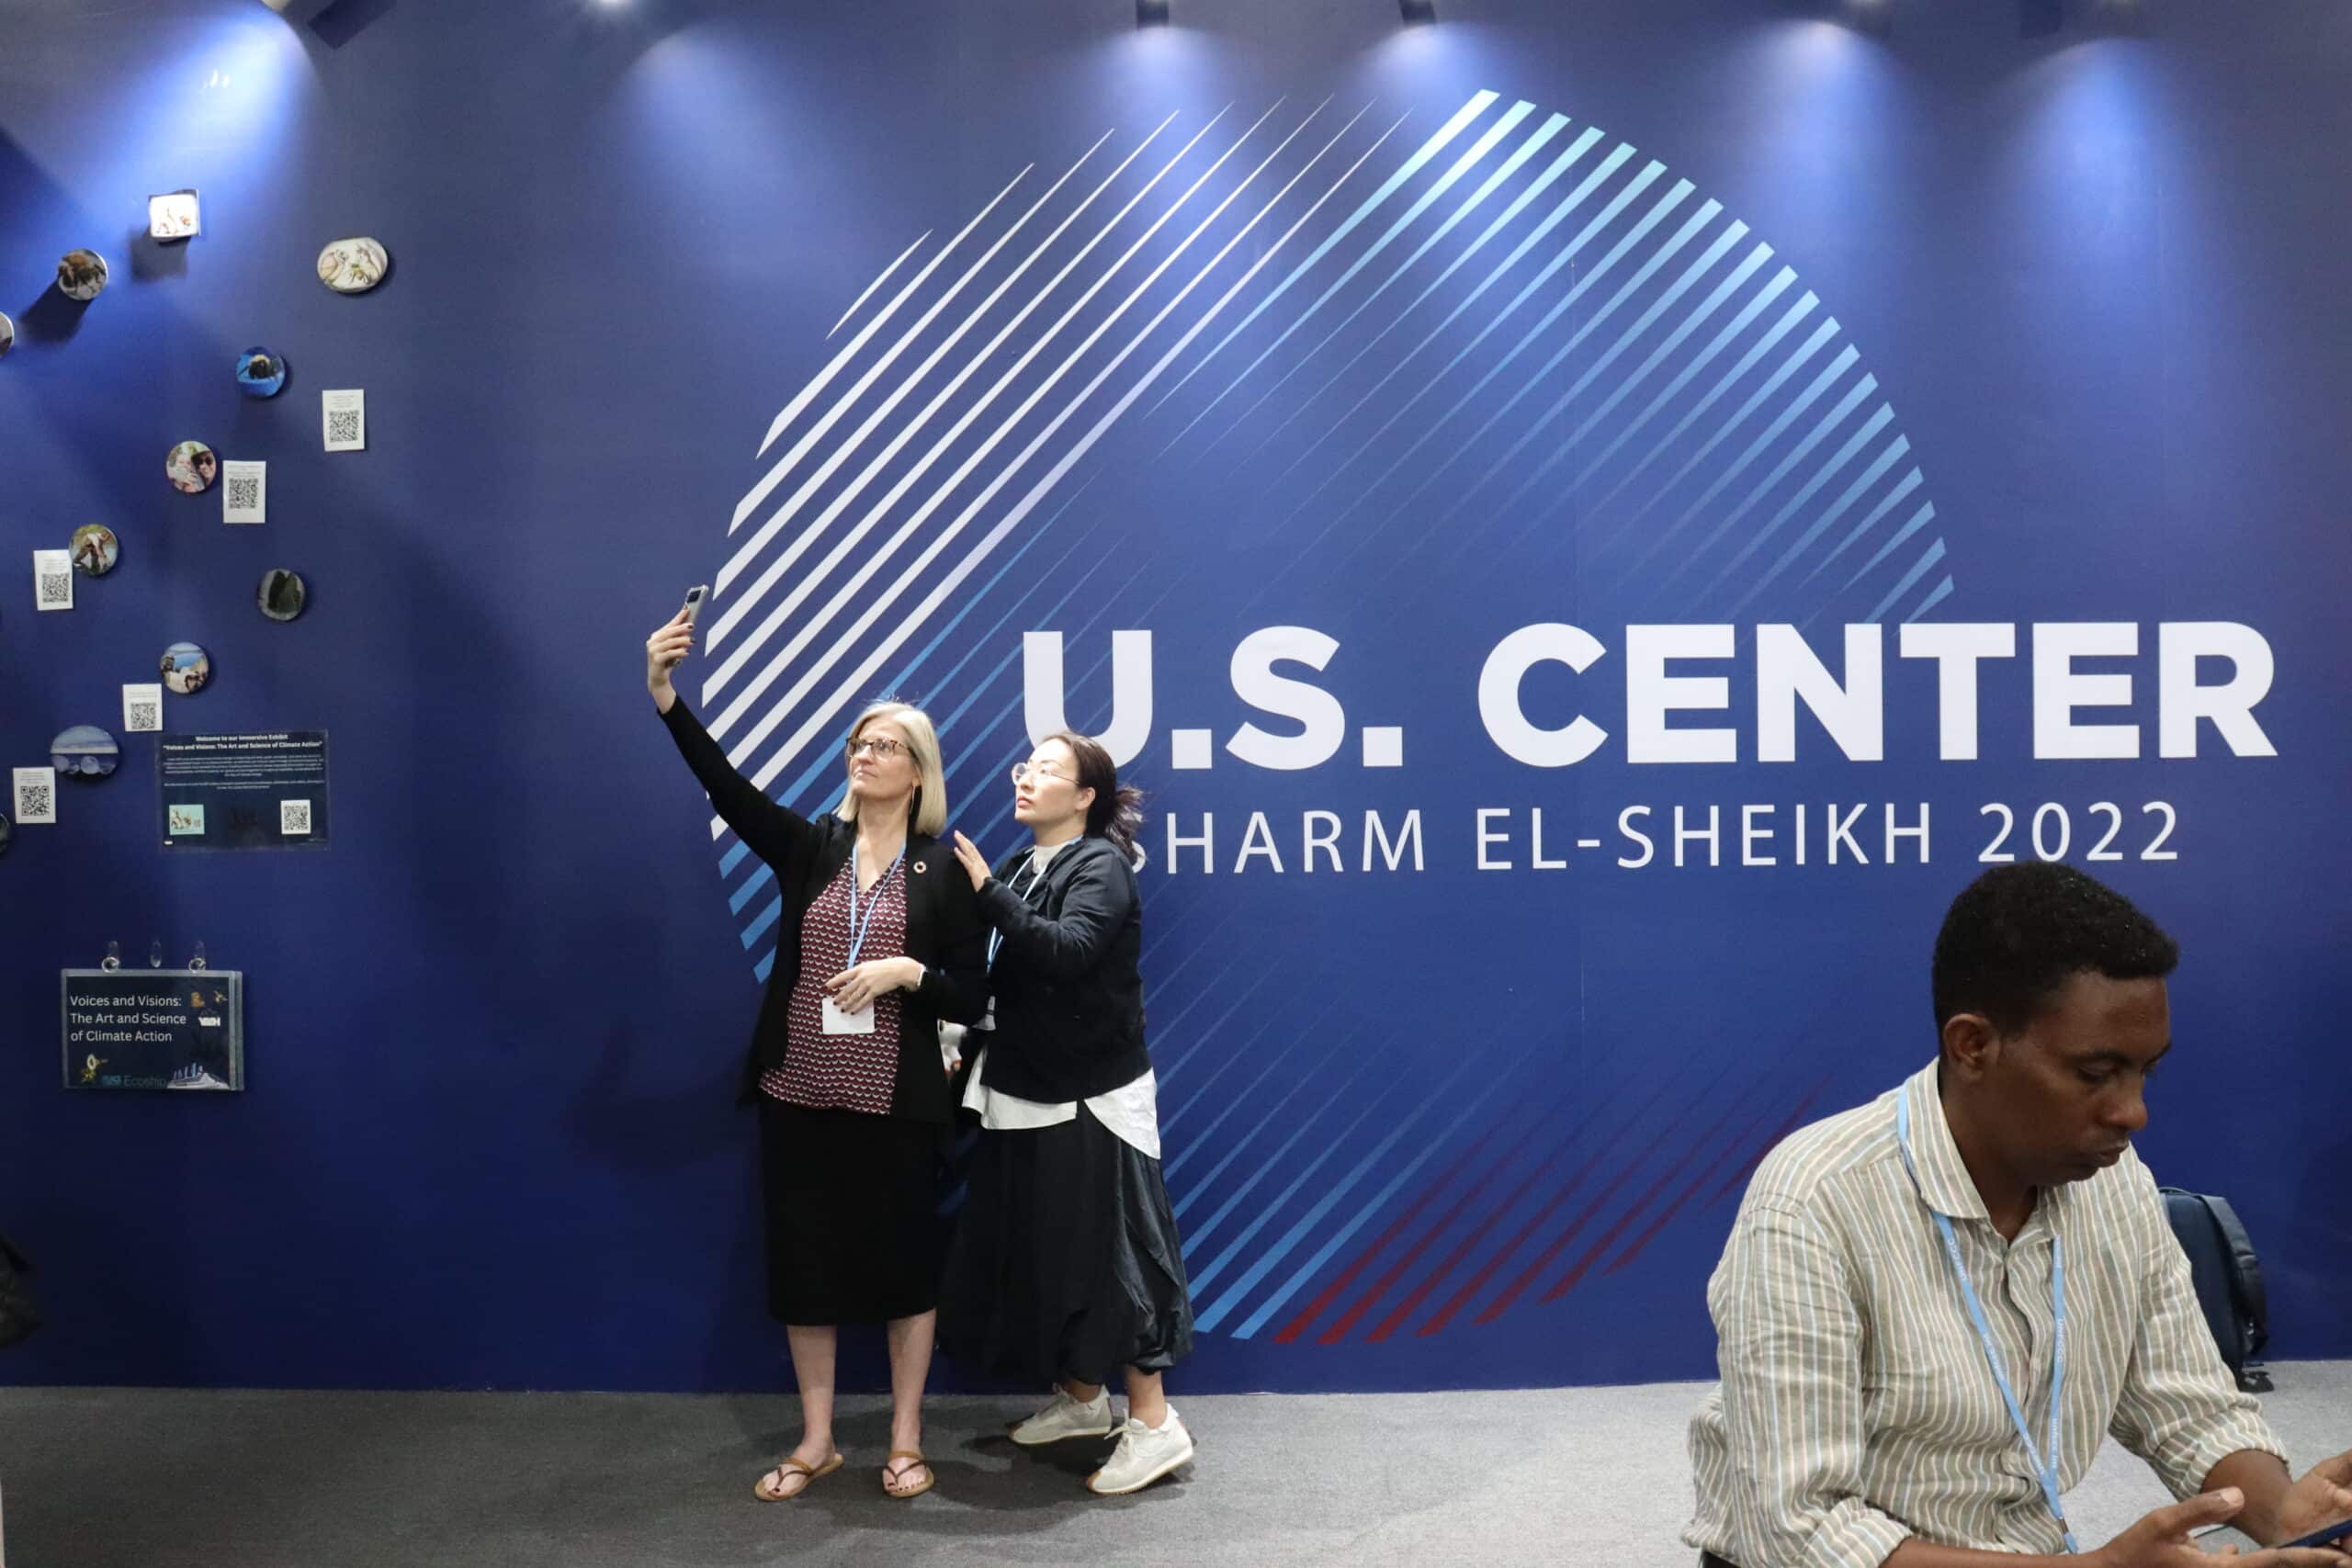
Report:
1223,1055,1535,1337
1865,538,1948,623
1580,290,1823,553
1478,241,1778,553
1906,574,1958,623
1688,400,1897,599
1410,215,1753,562
1727,435,1911,616
1287,171,1689,568
1803,469,1925,588
1611,337,1856,583
1190,1052,1487,1310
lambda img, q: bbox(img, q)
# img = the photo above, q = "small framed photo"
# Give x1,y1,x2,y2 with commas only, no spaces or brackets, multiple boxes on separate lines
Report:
150,190,201,241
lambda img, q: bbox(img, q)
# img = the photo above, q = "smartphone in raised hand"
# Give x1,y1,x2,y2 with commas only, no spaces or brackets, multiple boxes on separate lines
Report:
681,584,708,626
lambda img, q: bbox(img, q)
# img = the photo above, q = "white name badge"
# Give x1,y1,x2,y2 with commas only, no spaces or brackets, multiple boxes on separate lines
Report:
821,998,876,1036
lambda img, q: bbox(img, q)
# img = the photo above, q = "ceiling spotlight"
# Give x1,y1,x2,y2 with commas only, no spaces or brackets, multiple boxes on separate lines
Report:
1400,0,1437,21
1136,0,1170,25
257,0,334,19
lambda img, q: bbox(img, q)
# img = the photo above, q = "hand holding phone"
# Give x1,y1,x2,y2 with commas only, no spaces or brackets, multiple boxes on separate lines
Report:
647,590,706,705
2278,1515,2352,1551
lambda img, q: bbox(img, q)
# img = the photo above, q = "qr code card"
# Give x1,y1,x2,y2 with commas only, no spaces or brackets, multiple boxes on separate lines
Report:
123,683,164,733
280,798,312,836
322,389,366,452
34,548,73,610
14,766,57,824
222,459,266,525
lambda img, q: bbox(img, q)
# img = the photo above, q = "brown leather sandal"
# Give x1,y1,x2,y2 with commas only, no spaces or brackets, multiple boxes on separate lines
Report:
753,1451,842,1501
882,1450,933,1499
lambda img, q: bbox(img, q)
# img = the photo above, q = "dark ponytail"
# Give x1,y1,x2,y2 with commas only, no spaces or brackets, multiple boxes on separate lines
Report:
1043,729,1146,862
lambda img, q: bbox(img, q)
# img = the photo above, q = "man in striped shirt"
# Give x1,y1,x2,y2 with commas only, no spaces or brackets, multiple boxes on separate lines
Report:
1686,863,2352,1568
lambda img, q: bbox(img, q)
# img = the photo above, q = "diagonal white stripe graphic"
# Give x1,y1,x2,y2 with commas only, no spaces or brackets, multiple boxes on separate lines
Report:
1244,121,1602,462
1470,241,1778,552
704,127,1125,643
1293,171,1690,554
712,103,1401,829
730,165,1046,541
703,116,1193,682
827,230,930,341
1272,146,1648,499
1147,90,1501,418
1171,98,1539,449
1589,311,1841,565
1209,109,1571,455
699,103,1276,732
1384,202,1739,550
705,98,1306,773
748,169,1031,470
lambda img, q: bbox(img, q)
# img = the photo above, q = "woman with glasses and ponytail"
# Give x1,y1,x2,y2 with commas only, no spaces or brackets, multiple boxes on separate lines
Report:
943,730,1197,1496
644,607,985,1504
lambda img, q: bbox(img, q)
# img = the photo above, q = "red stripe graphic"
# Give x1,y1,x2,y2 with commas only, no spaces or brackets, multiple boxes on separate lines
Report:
1408,1078,1679,1338
1285,1088,1577,1346
1272,1109,1513,1345
1535,1092,1767,1303
1599,1080,1827,1279
1474,1088,1749,1326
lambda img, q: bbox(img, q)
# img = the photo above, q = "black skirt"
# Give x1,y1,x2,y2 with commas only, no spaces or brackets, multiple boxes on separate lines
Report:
757,1098,944,1326
938,1102,1194,1386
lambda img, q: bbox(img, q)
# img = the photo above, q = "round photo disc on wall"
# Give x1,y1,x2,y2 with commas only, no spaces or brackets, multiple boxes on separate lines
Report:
51,726,120,779
257,569,307,622
56,249,108,301
0,310,15,358
0,812,11,856
161,642,211,695
236,348,288,398
317,237,389,294
71,524,119,576
167,441,218,494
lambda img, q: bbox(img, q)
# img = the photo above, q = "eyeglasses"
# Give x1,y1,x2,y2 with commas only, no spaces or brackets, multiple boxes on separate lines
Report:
846,736,908,761
1009,762,1070,787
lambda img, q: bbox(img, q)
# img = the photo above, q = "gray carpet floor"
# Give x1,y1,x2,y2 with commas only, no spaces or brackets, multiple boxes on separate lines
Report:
2,1363,2345,1566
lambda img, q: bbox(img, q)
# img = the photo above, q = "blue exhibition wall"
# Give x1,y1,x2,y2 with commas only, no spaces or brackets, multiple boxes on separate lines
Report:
3,0,2347,1393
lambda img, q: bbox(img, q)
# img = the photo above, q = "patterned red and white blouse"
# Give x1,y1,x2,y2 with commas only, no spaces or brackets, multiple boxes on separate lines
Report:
765,857,908,1115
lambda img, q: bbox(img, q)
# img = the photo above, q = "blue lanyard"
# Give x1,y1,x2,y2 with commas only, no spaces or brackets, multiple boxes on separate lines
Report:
1895,1093,2077,1554
845,843,906,968
985,852,1048,971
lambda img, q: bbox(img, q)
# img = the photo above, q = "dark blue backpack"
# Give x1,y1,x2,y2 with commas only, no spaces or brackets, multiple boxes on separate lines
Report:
2160,1189,2271,1393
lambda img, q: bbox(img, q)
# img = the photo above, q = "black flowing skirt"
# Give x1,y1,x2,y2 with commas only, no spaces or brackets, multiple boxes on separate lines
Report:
938,1102,1194,1387
757,1098,944,1326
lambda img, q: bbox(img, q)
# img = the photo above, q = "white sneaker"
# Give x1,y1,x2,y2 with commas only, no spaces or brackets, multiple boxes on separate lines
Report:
1086,1407,1194,1495
1008,1386,1115,1446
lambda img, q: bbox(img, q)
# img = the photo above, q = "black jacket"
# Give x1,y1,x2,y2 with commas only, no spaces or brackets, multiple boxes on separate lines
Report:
974,835,1150,1103
661,697,987,1121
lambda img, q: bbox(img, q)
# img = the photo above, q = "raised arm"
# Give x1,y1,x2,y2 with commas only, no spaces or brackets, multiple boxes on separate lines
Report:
646,608,814,870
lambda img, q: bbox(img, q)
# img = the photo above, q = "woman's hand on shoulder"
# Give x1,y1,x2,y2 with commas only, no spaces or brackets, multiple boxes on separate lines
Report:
951,831,991,892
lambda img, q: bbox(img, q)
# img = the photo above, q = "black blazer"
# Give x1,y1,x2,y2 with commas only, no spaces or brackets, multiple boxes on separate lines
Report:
661,697,987,1122
974,835,1150,1103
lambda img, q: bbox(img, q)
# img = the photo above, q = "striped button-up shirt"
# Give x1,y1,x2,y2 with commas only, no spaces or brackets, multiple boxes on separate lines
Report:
1686,1062,2282,1566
